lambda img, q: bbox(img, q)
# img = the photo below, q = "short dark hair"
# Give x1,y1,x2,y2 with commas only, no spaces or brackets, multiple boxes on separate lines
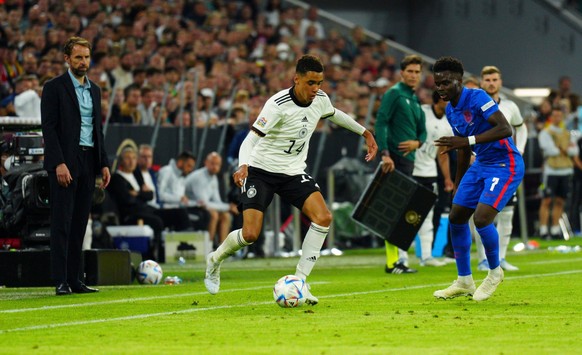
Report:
296,54,324,75
177,151,196,162
400,54,423,71
63,37,91,56
123,84,141,99
433,56,464,76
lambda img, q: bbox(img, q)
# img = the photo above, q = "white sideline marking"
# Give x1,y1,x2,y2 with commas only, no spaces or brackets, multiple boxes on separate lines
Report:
1,270,581,334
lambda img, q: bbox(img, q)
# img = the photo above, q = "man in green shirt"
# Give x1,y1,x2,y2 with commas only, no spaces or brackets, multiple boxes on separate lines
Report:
376,54,427,274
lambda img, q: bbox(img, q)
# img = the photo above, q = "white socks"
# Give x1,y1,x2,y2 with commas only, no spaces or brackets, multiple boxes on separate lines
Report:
497,208,513,260
295,222,329,280
419,208,435,260
211,229,251,263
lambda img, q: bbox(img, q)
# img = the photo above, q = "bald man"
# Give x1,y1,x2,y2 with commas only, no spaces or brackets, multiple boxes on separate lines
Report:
185,152,239,244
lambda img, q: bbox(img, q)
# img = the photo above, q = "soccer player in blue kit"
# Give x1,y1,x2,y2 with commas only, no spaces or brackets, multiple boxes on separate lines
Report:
432,57,524,301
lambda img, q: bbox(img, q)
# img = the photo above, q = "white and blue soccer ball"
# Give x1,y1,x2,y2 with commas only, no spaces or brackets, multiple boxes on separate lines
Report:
137,260,163,285
273,275,306,308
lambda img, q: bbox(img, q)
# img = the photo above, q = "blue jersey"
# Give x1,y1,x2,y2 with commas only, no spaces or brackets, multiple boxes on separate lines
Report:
447,88,525,210
445,87,521,165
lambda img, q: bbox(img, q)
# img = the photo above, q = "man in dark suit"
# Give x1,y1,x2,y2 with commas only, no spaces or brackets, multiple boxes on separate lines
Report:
41,37,111,296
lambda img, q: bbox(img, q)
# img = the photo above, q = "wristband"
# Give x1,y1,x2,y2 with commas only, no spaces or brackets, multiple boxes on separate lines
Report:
468,135,476,146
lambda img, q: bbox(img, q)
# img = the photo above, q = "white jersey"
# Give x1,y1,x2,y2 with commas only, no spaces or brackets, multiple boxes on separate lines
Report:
249,87,334,175
498,98,523,127
413,104,453,177
498,97,526,153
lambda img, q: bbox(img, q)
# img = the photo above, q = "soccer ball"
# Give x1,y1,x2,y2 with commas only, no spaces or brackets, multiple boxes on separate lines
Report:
273,275,306,308
137,260,163,285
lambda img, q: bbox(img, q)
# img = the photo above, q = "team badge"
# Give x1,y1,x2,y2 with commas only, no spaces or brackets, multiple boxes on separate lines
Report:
247,187,257,198
463,111,473,123
257,117,267,127
299,127,308,138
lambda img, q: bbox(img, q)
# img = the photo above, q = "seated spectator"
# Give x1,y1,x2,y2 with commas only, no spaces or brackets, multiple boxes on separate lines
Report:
157,151,209,231
107,146,165,262
185,152,239,245
134,144,192,232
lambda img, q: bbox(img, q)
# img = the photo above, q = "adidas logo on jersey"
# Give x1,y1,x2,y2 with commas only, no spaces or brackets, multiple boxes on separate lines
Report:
301,116,308,122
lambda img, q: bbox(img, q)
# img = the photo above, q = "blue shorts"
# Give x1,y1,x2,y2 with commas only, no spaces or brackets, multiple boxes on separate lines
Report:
453,159,524,212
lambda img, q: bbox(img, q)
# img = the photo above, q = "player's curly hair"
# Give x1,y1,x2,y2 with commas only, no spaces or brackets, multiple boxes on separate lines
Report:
433,56,464,76
296,54,324,75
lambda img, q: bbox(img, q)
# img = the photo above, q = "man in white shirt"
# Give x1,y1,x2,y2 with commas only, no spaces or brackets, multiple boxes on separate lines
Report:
203,55,378,304
475,66,528,271
134,145,192,231
157,151,209,231
185,152,239,245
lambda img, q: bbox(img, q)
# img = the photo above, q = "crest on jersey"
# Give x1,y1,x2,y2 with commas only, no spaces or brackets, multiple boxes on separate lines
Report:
247,187,257,198
463,111,473,123
299,127,308,138
257,117,267,127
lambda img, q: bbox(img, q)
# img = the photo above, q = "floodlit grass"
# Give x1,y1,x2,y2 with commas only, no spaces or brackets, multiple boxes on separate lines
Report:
1,238,582,354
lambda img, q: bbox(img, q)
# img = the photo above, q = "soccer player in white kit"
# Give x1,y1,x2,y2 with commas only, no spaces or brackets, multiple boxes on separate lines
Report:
475,65,528,271
413,91,454,266
204,55,378,304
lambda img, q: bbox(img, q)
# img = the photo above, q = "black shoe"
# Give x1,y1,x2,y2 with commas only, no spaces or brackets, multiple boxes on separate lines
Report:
385,262,418,274
71,283,99,294
56,283,72,296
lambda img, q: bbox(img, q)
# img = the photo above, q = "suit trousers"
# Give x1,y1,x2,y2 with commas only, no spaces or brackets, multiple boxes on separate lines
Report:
48,148,96,286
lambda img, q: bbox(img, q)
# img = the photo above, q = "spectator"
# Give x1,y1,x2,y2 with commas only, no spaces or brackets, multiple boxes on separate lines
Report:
0,75,32,117
535,98,553,132
137,86,157,126
157,151,209,231
538,106,579,239
299,6,325,41
21,52,38,75
14,75,41,119
111,51,134,91
107,146,165,262
548,76,580,120
118,84,142,124
186,151,239,246
134,144,192,232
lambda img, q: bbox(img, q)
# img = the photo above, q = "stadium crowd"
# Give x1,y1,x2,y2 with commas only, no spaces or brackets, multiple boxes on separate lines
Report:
1,0,582,251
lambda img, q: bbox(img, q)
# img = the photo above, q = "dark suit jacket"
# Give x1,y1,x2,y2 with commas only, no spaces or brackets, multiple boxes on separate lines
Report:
108,173,155,222
41,72,109,175
133,168,160,206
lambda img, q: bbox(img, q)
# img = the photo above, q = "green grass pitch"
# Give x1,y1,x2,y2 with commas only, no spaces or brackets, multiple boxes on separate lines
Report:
1,238,582,354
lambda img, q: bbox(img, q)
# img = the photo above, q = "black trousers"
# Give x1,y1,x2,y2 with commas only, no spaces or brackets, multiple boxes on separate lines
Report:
48,148,95,286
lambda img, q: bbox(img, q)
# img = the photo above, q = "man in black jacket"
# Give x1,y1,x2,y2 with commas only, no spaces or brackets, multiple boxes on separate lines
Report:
41,37,110,296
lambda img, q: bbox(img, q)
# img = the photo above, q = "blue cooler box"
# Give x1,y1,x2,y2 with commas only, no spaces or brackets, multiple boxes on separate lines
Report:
107,225,153,254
